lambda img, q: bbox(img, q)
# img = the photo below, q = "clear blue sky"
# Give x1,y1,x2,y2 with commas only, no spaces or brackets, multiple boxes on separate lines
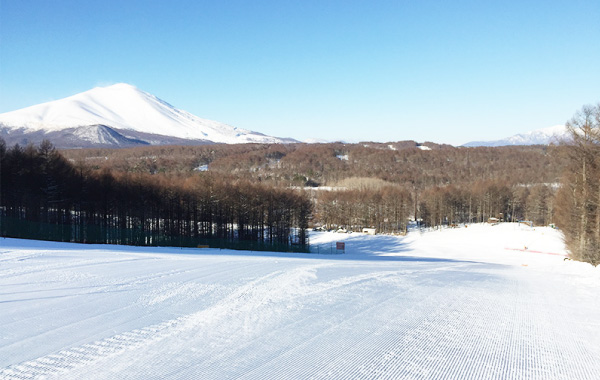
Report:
1,0,599,145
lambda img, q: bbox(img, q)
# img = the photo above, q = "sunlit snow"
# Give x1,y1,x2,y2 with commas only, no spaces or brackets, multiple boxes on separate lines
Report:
0,83,292,144
1,224,599,379
463,124,568,147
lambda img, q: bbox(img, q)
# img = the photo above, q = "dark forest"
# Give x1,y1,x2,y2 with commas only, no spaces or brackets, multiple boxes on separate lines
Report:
0,139,311,252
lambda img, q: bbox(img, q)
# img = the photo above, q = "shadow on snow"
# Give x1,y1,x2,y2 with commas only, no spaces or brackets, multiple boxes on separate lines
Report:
1,236,484,266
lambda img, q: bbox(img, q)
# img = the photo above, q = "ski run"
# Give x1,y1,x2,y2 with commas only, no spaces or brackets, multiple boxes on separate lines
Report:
1,223,599,379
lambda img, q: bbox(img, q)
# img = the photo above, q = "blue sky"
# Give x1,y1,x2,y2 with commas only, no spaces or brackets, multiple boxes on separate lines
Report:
1,0,599,145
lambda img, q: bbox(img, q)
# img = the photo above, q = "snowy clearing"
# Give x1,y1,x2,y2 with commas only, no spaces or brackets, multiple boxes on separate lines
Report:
1,224,599,379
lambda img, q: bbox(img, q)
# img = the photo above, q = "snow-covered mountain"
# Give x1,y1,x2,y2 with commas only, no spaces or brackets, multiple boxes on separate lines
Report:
463,125,569,147
0,83,297,148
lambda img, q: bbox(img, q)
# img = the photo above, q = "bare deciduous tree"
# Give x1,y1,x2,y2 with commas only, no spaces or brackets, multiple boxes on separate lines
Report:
556,103,600,265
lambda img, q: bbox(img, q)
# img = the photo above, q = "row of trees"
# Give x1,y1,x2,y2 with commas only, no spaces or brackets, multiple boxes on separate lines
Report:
312,180,555,234
417,182,554,227
555,104,600,265
0,140,311,252
314,186,413,234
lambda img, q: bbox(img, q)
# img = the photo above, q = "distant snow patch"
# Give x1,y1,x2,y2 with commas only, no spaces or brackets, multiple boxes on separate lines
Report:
463,124,568,147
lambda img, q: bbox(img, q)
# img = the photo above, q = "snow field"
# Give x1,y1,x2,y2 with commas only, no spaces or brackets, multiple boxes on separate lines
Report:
0,223,599,379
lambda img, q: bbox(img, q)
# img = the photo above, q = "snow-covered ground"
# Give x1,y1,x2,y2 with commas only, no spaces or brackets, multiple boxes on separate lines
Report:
1,224,599,379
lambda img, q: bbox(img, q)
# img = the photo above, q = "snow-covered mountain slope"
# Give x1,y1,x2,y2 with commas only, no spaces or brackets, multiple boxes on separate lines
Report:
463,124,569,147
0,83,296,147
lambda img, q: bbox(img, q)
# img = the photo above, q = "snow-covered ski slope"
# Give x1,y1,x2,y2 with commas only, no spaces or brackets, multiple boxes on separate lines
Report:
1,224,599,379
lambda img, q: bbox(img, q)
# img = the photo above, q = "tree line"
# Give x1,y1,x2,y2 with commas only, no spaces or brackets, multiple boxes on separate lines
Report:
314,185,413,234
61,141,567,189
416,181,554,227
0,139,311,252
555,103,600,265
311,179,555,233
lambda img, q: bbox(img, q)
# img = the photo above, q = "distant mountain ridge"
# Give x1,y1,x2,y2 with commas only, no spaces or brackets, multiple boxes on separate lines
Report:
463,125,568,147
0,83,297,148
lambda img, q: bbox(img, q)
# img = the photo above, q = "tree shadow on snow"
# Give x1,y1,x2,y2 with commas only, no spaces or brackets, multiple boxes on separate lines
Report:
0,236,480,265
305,235,476,264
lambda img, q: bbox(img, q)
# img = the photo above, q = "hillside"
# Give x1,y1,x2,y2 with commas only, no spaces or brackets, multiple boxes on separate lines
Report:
0,84,296,147
61,142,567,188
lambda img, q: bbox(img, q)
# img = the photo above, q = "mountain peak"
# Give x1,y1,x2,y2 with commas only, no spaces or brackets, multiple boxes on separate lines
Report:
89,83,146,97
463,124,568,147
0,84,297,147
104,82,136,89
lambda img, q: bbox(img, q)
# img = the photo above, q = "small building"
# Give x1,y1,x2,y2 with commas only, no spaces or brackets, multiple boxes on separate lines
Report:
362,228,376,235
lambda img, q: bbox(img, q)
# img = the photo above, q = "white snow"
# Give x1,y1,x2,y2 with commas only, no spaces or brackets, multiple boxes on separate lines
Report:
336,154,349,160
303,138,330,143
1,223,599,379
0,83,293,144
71,125,120,145
463,124,568,147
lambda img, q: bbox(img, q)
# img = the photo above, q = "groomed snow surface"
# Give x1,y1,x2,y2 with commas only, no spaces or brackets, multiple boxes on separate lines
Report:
1,224,599,379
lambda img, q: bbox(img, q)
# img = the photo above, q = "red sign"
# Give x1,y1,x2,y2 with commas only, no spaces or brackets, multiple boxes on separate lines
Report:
336,242,345,250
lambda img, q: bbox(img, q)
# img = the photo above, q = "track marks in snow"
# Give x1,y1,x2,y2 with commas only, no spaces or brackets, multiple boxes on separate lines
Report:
2,234,599,380
0,265,326,379
234,269,445,380
137,281,218,306
0,318,180,380
236,268,600,380
1,263,418,379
